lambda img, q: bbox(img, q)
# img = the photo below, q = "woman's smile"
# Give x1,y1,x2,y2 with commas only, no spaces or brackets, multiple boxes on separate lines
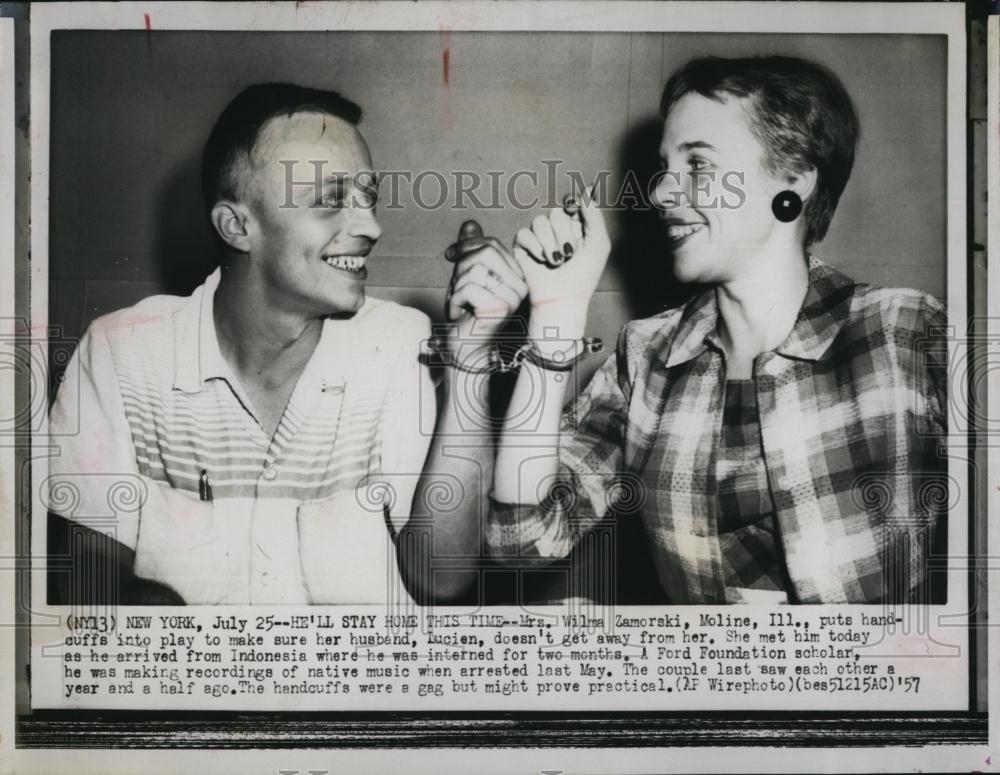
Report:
664,220,707,246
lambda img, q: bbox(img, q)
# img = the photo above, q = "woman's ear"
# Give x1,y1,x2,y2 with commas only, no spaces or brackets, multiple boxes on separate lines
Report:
786,166,818,203
210,201,252,253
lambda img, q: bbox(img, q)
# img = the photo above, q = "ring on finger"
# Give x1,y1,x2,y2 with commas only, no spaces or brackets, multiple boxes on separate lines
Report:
484,268,503,292
562,242,575,260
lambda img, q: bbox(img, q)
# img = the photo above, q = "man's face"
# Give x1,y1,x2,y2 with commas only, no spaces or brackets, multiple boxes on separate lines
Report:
244,111,382,317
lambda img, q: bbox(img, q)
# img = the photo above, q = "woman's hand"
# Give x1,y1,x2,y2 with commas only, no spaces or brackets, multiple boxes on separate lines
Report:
512,188,611,336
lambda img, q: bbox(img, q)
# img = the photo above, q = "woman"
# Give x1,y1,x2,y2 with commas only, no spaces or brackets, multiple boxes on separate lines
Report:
478,55,947,604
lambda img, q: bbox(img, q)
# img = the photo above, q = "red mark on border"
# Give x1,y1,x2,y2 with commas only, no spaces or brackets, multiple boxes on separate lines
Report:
143,13,152,53
439,25,451,88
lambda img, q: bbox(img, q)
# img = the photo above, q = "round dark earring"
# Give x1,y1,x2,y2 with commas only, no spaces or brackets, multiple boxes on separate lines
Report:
771,190,803,222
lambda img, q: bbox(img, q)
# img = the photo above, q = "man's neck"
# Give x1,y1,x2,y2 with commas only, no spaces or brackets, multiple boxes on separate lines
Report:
213,266,324,392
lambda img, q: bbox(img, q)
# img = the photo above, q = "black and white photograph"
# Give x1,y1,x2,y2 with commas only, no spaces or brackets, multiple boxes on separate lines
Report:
41,23,956,609
5,1,992,772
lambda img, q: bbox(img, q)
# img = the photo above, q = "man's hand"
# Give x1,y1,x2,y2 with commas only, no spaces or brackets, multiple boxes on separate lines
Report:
512,188,611,339
445,220,528,348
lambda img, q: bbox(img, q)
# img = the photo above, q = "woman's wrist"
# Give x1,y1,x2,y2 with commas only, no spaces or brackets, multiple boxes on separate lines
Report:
528,328,589,359
528,300,590,350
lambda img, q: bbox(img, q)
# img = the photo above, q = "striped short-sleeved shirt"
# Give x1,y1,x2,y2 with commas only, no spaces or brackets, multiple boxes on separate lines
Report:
47,269,433,604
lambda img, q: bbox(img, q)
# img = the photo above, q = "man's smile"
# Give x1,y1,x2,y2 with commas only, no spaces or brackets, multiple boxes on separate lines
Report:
323,253,368,273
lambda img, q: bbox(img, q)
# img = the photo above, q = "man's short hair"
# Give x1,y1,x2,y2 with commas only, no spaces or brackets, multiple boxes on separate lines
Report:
201,82,363,215
660,56,859,246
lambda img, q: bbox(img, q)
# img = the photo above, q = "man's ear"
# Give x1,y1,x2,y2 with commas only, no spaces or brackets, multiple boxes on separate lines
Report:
210,201,253,253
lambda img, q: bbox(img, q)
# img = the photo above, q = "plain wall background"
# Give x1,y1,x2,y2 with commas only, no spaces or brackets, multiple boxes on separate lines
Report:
48,31,948,385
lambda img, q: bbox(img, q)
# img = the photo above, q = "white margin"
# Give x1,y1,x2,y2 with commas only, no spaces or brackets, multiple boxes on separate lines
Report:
20,3,980,773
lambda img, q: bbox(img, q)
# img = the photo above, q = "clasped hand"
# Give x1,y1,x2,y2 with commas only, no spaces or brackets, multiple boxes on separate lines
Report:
444,189,611,353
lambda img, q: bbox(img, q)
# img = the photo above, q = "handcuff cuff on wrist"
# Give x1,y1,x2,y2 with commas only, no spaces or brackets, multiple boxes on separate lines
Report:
431,194,598,374
424,335,604,374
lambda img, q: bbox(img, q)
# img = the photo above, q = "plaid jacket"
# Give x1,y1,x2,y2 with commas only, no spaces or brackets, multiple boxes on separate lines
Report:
489,258,948,603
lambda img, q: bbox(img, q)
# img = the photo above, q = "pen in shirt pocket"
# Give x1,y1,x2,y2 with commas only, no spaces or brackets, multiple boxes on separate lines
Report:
199,469,213,502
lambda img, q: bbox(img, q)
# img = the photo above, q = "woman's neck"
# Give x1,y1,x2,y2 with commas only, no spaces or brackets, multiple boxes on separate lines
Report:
714,247,810,379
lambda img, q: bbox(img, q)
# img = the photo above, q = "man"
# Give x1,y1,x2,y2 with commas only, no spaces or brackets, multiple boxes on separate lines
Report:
48,83,435,604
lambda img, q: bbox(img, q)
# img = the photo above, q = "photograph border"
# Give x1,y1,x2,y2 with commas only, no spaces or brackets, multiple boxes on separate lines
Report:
11,0,987,760
2,10,19,768
987,10,999,753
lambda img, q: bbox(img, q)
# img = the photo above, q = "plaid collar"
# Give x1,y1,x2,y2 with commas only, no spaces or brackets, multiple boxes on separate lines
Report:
658,256,858,369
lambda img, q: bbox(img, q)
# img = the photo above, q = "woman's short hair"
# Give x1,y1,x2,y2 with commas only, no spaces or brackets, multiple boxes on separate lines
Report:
201,82,362,215
660,56,859,246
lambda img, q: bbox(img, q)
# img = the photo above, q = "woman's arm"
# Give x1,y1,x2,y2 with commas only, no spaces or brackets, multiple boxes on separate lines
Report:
494,191,611,503
490,190,616,555
406,191,614,597
487,333,631,560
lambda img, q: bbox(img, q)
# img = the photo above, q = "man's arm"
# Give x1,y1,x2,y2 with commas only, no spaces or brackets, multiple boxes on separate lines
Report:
47,323,184,605
47,512,184,605
402,222,528,603
401,364,499,602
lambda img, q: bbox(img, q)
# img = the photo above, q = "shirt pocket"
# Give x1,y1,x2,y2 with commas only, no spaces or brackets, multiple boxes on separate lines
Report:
296,489,406,605
133,478,249,604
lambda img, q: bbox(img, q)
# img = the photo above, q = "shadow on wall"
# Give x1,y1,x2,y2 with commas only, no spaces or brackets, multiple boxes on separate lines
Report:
515,116,688,606
154,150,218,297
611,115,697,320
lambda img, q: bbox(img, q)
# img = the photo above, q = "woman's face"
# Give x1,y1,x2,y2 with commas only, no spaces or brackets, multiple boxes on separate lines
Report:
654,92,790,285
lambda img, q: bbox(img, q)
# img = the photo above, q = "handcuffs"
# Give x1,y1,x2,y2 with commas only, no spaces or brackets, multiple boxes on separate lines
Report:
435,194,601,374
